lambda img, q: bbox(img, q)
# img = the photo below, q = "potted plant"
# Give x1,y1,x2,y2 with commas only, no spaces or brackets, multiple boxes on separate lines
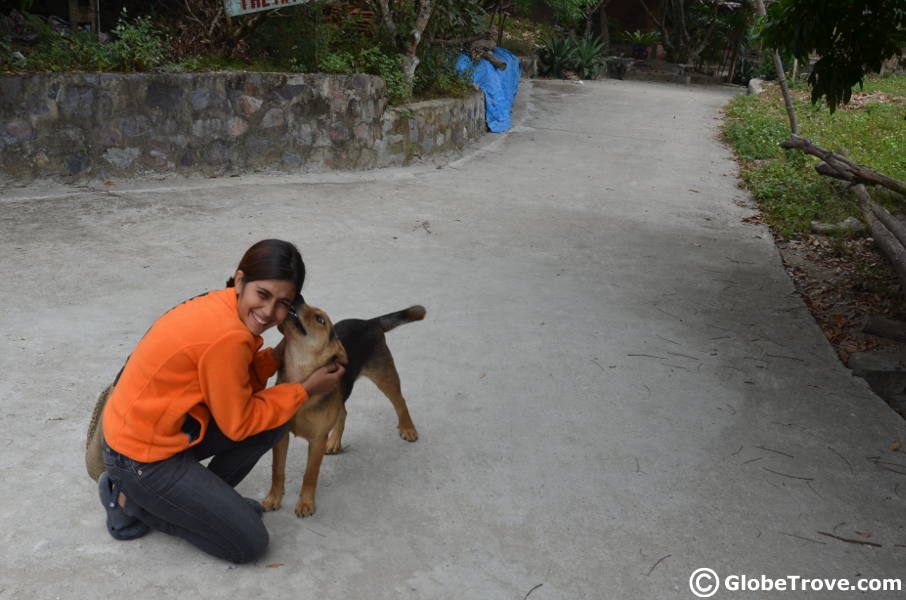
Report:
622,30,659,60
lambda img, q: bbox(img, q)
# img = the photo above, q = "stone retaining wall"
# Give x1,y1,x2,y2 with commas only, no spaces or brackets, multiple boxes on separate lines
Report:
0,72,487,182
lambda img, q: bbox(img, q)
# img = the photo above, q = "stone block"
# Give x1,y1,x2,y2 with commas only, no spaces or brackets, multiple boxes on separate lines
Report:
244,135,269,157
261,108,285,129
146,82,183,112
5,118,34,141
65,154,89,176
33,152,49,168
239,95,263,115
102,147,140,170
192,118,223,139
228,117,249,137
331,93,349,115
122,115,152,138
60,86,94,118
202,141,230,165
294,123,314,147
329,123,350,143
191,88,212,111
282,152,302,169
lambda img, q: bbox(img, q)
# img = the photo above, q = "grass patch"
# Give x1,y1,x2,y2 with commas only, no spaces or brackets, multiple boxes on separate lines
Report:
723,74,906,238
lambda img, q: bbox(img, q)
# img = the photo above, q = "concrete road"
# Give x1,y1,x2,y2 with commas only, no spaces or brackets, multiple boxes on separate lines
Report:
2,79,905,600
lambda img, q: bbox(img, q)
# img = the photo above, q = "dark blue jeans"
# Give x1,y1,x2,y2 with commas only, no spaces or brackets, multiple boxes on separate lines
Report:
103,419,288,563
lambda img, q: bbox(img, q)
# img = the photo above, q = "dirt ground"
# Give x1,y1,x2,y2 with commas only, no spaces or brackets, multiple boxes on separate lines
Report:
769,227,906,416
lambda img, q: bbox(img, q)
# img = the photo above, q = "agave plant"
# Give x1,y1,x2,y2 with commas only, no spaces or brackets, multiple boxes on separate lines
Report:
537,33,578,78
572,35,607,80
622,30,660,46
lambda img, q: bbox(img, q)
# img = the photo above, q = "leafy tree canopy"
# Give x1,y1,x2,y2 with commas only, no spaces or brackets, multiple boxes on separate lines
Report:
761,0,906,112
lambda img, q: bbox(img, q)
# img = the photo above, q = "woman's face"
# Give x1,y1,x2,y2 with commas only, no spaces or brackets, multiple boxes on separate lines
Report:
234,271,296,336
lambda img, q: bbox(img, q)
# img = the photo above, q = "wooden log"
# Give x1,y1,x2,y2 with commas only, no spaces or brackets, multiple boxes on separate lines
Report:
863,316,906,343
481,50,507,70
855,184,906,291
816,162,854,182
781,136,906,197
869,201,906,250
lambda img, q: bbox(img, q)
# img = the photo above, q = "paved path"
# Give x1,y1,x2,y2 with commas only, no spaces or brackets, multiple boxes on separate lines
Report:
2,79,904,599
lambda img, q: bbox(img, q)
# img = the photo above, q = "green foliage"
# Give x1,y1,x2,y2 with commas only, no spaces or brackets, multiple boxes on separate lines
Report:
540,0,602,28
621,30,659,46
105,12,169,71
318,51,357,74
572,35,607,79
413,48,473,100
361,48,409,104
723,75,906,237
538,33,607,79
427,0,486,43
761,0,906,112
538,33,577,78
317,47,410,104
250,2,332,72
10,10,168,72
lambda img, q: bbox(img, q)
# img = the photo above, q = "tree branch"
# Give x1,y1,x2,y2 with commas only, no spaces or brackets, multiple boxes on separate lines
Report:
780,136,906,197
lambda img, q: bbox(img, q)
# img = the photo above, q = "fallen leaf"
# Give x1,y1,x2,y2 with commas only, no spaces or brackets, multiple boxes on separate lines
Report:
891,440,902,452
266,563,283,568
104,181,113,186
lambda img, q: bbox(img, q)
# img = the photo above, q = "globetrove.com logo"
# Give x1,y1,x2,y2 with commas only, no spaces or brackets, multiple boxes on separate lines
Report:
689,568,902,597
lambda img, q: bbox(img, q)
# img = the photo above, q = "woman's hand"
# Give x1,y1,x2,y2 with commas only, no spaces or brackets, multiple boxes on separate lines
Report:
301,363,346,397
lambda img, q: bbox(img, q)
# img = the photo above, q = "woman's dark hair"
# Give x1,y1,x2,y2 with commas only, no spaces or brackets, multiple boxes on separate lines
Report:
226,239,305,297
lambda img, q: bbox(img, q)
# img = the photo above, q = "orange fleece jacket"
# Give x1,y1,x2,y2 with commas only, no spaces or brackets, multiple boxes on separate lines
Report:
103,288,308,463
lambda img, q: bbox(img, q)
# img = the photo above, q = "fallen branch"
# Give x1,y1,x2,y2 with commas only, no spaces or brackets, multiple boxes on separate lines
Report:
863,316,906,343
854,184,906,291
780,136,906,197
817,531,883,548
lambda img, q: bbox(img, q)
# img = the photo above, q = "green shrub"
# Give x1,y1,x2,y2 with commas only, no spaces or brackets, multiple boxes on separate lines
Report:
572,35,607,79
538,33,606,79
538,33,577,77
413,49,473,100
105,12,169,71
317,48,411,104
318,51,356,74
12,10,169,72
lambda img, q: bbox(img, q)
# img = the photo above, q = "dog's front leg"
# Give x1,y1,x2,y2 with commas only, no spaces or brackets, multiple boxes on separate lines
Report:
296,435,327,517
326,405,347,454
262,431,290,511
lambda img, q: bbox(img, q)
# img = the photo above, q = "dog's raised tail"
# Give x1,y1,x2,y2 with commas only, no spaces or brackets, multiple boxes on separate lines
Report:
377,305,426,332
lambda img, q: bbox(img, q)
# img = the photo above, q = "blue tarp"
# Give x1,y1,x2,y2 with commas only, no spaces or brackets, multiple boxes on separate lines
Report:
455,47,521,133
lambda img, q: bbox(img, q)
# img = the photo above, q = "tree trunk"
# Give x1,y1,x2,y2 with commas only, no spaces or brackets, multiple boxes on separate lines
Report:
399,0,435,97
754,0,798,134
599,2,611,48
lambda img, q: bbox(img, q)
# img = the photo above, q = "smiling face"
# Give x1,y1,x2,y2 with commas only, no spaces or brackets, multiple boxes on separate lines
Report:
234,270,297,336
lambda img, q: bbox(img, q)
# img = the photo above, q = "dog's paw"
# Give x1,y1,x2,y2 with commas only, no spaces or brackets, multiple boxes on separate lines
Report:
261,493,283,512
294,499,316,518
325,439,343,455
399,425,418,442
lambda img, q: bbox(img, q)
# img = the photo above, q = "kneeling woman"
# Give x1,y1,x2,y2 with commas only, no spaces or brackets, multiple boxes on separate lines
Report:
99,239,344,563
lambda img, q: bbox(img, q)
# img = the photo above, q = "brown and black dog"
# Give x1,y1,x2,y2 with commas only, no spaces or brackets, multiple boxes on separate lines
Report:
262,299,426,517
